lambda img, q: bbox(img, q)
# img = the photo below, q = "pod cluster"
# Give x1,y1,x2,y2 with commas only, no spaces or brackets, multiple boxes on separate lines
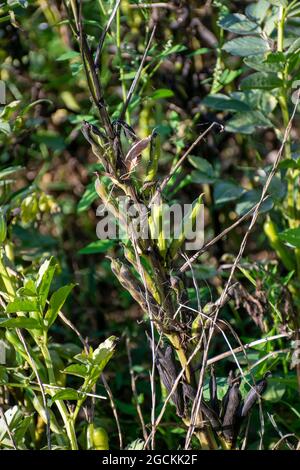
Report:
156,344,270,447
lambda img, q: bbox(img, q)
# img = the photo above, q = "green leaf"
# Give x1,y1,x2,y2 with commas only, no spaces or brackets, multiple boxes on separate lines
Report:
187,47,210,57
214,181,245,205
263,380,286,402
158,44,187,58
287,38,300,56
188,156,214,174
0,121,11,135
44,284,75,328
56,50,80,61
92,336,118,366
278,227,300,248
244,54,285,73
78,239,115,255
0,166,24,180
240,72,282,90
63,364,88,378
6,298,39,313
77,183,98,213
0,317,41,329
219,13,259,34
231,90,277,114
150,88,174,100
223,36,269,57
268,0,287,6
36,257,57,310
225,111,273,134
245,1,270,23
51,388,80,401
202,93,250,112
189,157,217,184
235,190,274,216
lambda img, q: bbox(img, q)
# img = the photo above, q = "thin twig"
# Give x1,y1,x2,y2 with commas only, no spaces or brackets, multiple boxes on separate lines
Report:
180,196,269,273
273,434,296,450
101,375,123,449
207,331,296,366
17,330,52,450
151,122,222,205
95,0,121,71
0,407,17,450
119,24,157,123
126,337,149,446
130,3,177,10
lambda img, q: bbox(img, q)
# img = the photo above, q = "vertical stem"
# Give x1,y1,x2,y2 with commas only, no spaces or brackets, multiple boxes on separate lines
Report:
40,338,78,450
277,6,300,276
116,7,130,123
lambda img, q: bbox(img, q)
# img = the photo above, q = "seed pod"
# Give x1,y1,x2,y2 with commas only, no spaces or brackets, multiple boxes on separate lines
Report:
201,400,222,432
0,211,7,244
222,381,242,443
220,370,234,420
87,423,109,450
149,201,167,259
82,121,111,172
168,194,203,261
145,131,160,184
264,219,295,271
240,372,271,417
209,366,220,416
109,257,159,315
156,344,185,417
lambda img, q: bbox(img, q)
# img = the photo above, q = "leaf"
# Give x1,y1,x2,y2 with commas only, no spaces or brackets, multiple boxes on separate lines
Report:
225,111,273,134
188,156,214,173
0,165,24,179
124,136,152,173
189,156,217,184
150,88,174,100
63,364,88,378
6,297,40,313
231,90,277,114
240,72,282,90
0,121,11,135
202,93,250,112
244,54,285,73
36,257,57,310
44,284,75,328
263,380,286,402
278,227,300,248
214,181,245,205
51,388,80,401
0,406,22,442
126,439,145,450
245,0,271,23
223,36,269,57
78,239,115,255
158,44,187,58
56,50,80,61
219,13,259,34
287,38,300,56
0,317,41,329
268,0,287,6
235,190,273,216
77,183,98,213
92,336,118,366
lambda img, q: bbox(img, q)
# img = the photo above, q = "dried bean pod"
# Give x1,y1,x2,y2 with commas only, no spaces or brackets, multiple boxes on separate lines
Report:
241,372,271,417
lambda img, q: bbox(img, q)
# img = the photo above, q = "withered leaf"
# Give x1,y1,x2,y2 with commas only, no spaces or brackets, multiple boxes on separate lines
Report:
124,135,152,173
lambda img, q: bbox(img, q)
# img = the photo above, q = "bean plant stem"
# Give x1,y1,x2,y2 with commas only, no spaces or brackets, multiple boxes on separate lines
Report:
40,337,78,450
277,7,300,277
